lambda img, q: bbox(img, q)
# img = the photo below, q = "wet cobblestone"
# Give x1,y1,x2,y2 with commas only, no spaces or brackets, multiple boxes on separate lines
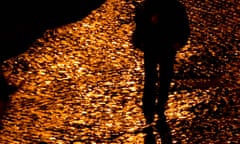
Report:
0,0,239,143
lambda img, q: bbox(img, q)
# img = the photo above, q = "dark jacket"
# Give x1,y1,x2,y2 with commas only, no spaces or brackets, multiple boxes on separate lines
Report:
132,0,190,51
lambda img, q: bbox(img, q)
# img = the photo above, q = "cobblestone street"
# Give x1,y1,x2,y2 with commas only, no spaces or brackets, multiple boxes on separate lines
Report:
0,0,239,143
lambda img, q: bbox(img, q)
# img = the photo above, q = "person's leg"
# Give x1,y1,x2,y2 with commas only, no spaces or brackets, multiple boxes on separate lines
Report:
155,48,176,144
142,52,158,124
156,48,176,120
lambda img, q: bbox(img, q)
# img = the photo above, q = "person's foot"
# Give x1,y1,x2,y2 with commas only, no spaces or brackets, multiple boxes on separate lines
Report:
155,119,173,144
143,126,156,144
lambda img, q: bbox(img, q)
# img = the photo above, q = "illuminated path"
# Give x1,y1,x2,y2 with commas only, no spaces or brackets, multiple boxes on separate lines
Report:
0,0,239,143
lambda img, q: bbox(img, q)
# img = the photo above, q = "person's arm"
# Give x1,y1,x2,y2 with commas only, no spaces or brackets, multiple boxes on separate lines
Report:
132,6,146,48
176,4,191,48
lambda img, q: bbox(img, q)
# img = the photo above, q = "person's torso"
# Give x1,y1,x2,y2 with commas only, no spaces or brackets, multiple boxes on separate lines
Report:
135,1,187,43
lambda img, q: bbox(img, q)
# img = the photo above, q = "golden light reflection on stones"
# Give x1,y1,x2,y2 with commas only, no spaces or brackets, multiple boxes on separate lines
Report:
0,0,239,143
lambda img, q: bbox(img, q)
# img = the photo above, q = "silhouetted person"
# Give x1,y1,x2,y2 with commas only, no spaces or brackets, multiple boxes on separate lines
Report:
132,0,190,143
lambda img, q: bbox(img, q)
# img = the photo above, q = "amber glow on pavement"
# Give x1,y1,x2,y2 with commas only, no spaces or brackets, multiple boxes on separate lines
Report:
0,0,239,143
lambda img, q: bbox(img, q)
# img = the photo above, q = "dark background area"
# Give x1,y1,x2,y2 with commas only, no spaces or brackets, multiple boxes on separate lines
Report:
0,0,106,62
